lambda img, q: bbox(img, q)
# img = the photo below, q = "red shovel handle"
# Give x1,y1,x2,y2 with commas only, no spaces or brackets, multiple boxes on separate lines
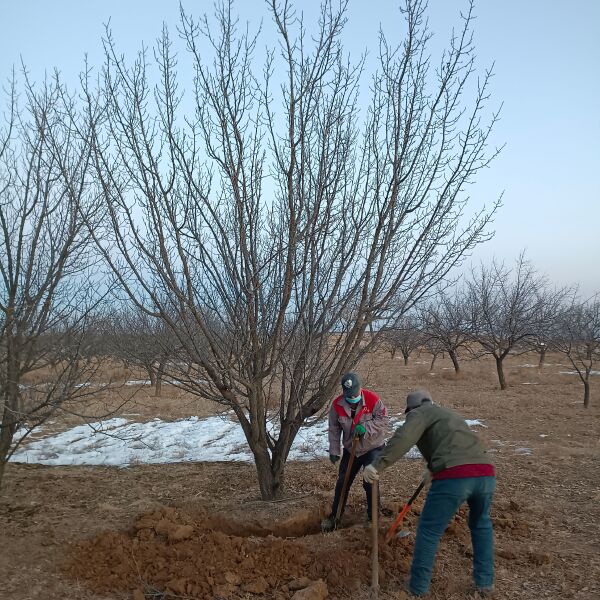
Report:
384,478,427,544
384,503,410,544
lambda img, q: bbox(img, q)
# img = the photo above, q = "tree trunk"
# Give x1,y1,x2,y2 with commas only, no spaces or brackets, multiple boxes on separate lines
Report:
449,349,460,373
0,320,19,490
0,457,8,491
249,419,302,500
429,354,437,372
0,407,17,490
145,365,156,387
403,351,409,366
253,447,285,500
495,356,507,390
390,348,396,359
583,378,590,408
538,347,546,368
0,388,18,490
155,360,166,397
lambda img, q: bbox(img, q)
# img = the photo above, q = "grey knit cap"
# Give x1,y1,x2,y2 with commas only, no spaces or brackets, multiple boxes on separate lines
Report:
405,389,433,413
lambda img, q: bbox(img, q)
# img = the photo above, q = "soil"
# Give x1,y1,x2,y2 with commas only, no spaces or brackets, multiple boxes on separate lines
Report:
1,351,599,600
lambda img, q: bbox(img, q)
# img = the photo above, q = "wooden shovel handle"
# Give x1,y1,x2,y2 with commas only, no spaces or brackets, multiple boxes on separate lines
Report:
371,480,379,598
335,436,360,522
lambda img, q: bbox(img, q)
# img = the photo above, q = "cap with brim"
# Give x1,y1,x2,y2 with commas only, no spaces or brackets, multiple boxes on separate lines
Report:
341,372,361,398
405,389,433,413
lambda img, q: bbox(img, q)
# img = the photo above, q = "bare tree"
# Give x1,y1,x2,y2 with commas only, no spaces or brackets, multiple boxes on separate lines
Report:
552,297,599,408
0,72,102,487
466,255,557,390
525,286,570,368
421,333,445,372
109,306,178,397
383,316,423,366
421,287,470,373
83,0,500,498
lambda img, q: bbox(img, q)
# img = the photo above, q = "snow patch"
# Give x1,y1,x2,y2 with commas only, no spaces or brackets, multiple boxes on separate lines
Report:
514,447,532,455
559,370,600,376
11,415,485,467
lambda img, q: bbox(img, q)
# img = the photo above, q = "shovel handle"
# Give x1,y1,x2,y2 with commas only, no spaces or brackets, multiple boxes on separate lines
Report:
384,478,427,544
335,436,359,522
370,481,379,598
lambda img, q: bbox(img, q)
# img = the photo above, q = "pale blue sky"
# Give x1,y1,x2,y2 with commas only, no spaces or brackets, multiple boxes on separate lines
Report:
1,1,599,294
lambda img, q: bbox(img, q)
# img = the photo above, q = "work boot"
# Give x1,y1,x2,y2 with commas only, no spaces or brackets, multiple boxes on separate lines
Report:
475,586,494,598
402,580,424,598
320,516,339,532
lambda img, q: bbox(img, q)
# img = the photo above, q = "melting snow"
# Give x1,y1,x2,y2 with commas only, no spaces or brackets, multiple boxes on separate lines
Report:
514,447,533,455
10,415,485,467
559,370,600,376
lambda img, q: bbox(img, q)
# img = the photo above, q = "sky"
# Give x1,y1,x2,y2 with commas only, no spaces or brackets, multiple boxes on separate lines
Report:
1,1,599,295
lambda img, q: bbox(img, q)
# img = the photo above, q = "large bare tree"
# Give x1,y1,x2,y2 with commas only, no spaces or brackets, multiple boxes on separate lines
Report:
466,255,558,390
83,0,500,498
0,72,102,487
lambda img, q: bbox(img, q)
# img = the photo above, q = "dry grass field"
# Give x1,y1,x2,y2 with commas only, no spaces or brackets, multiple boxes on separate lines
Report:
1,351,599,600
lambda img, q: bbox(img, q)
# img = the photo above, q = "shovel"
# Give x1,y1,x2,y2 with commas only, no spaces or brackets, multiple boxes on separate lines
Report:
384,475,427,544
370,480,379,599
321,436,360,532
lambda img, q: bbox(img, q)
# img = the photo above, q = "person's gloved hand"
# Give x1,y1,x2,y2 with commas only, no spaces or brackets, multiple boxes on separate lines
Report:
353,424,366,438
363,464,379,483
329,454,340,464
422,469,432,485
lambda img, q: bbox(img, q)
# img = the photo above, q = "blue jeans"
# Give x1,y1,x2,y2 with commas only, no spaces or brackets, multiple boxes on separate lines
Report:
409,476,495,596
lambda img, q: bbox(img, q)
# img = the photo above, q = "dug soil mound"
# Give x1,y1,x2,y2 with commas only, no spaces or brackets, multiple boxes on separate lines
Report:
65,500,412,599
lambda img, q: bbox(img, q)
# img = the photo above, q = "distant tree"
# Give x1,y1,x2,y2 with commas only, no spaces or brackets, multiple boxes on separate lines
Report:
552,297,600,408
421,288,471,373
383,317,423,365
525,286,571,368
84,0,500,499
466,255,556,390
0,73,102,488
109,307,177,397
421,333,445,372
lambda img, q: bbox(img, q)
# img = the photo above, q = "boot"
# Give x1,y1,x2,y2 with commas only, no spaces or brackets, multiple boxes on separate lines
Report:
320,516,339,532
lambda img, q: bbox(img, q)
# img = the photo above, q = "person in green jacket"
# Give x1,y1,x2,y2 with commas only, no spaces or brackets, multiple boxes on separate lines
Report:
364,390,495,597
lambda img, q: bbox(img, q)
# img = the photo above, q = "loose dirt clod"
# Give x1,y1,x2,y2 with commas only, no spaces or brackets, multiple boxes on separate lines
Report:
288,576,313,590
291,578,328,600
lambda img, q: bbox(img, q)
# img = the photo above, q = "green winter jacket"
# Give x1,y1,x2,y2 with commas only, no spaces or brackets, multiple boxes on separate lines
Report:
373,403,492,474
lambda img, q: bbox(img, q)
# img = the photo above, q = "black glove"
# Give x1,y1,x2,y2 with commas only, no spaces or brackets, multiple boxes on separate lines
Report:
329,454,340,464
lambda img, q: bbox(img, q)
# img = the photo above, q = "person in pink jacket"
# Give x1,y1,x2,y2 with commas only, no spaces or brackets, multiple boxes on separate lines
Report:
321,372,390,530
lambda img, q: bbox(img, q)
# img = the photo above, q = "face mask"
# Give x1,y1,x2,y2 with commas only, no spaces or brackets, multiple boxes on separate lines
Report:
346,394,361,404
